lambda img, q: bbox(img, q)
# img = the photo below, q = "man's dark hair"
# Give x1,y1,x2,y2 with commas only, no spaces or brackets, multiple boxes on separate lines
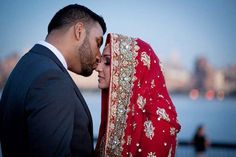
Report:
48,4,106,34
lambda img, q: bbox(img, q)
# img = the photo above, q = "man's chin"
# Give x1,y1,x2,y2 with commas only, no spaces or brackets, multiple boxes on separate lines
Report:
80,70,93,77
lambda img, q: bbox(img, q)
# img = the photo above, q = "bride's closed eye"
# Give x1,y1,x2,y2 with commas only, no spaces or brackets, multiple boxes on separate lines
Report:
104,57,110,66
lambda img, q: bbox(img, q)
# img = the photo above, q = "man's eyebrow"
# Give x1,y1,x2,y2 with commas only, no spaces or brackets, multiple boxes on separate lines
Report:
97,37,103,48
100,37,103,47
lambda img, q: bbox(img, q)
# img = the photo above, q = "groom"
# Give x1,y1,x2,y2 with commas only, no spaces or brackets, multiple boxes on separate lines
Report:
0,4,106,157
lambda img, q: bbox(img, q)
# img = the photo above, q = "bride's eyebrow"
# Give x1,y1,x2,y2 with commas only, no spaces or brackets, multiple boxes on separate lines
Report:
103,54,110,57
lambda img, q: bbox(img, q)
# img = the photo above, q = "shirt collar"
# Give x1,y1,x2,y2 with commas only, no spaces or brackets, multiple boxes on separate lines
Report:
37,40,68,69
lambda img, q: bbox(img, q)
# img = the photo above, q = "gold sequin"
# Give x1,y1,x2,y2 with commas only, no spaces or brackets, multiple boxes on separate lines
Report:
141,51,151,69
159,61,164,72
151,79,155,88
127,136,132,145
156,107,170,122
147,152,157,157
133,122,137,130
170,127,176,136
137,94,146,110
168,146,172,157
144,120,155,140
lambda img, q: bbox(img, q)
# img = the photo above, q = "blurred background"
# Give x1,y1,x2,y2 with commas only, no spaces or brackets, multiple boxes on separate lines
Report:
0,0,236,156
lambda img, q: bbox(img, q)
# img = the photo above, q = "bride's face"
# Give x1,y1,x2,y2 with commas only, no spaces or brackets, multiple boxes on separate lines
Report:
96,44,111,89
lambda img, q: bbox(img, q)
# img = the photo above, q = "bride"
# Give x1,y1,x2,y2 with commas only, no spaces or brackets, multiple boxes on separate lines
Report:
95,33,181,157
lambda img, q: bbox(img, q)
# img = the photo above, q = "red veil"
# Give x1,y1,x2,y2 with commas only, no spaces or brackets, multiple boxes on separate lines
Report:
96,33,181,157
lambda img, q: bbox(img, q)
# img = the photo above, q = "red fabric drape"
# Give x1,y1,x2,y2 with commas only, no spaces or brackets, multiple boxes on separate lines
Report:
96,33,181,157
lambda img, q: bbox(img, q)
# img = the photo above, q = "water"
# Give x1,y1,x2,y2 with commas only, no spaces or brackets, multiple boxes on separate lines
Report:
84,91,236,157
172,95,236,143
1,91,236,157
82,91,236,143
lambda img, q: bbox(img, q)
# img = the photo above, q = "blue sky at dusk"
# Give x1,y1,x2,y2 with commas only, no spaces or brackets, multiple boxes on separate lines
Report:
0,0,235,71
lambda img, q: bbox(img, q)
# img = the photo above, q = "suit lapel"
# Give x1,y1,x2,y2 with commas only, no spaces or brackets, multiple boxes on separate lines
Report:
65,73,93,124
30,44,93,122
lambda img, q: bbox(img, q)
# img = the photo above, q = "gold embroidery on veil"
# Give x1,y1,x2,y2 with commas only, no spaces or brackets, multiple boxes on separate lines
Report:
105,34,139,157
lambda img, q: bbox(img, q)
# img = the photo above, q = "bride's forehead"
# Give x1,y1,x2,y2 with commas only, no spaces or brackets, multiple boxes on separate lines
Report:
102,44,110,55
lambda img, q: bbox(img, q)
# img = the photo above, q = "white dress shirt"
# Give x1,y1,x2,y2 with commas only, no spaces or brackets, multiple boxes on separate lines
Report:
37,41,68,69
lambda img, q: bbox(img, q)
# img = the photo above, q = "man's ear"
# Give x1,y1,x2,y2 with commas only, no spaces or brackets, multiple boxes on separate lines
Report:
74,22,86,41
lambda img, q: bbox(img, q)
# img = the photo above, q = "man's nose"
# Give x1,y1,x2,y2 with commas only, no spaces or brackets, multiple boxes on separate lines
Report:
93,55,101,68
96,55,101,64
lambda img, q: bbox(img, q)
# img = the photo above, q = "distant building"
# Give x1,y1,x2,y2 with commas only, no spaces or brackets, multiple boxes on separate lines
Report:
0,53,20,88
0,52,235,96
192,56,215,92
223,65,236,95
163,61,191,93
213,70,225,92
192,56,236,96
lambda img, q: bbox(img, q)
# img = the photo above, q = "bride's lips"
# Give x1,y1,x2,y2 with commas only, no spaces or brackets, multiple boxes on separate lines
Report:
98,75,105,81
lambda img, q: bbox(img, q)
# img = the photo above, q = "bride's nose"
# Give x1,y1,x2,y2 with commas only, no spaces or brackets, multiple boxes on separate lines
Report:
95,62,103,72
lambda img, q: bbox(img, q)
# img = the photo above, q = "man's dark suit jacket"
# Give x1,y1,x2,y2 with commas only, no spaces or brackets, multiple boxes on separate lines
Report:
0,44,94,157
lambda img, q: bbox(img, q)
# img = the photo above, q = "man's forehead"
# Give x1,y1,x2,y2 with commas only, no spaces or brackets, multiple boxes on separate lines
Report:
92,22,103,35
90,23,103,40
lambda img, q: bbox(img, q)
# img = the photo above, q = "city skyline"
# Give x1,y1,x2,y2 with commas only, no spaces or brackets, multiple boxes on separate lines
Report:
0,0,236,71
